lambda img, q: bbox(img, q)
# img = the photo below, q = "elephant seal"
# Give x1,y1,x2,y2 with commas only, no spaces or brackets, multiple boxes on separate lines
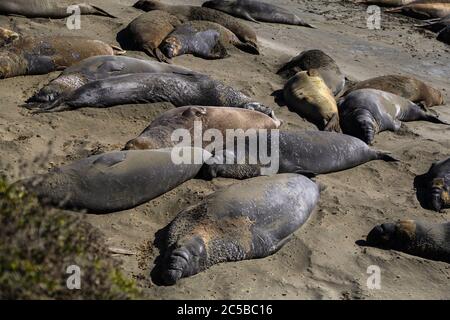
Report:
0,0,115,18
133,0,259,54
386,1,450,19
0,36,123,79
338,89,448,145
0,27,19,46
343,75,444,108
437,25,450,43
26,55,197,105
18,148,210,213
277,50,345,96
124,106,281,151
366,220,450,263
159,174,319,285
200,130,398,180
283,70,340,132
26,73,275,117
161,24,228,60
127,10,181,62
355,0,416,6
416,13,450,31
416,157,450,212
202,0,315,28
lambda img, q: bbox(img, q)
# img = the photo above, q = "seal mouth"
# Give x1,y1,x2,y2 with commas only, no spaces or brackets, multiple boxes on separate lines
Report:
366,223,396,248
162,249,191,285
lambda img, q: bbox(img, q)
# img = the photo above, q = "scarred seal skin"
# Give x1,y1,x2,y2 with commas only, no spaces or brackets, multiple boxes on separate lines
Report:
124,106,281,151
0,0,116,18
17,148,211,214
160,173,320,285
342,75,444,108
202,0,315,28
418,157,450,212
366,220,450,263
338,89,448,145
133,0,260,54
0,36,122,79
386,0,450,19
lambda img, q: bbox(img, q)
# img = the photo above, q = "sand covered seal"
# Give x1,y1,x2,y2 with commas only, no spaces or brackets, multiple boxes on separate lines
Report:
0,0,115,18
161,24,228,60
277,50,345,96
127,10,181,62
366,220,450,263
0,36,123,79
26,56,197,105
124,106,281,151
201,130,398,180
18,148,210,213
416,157,450,212
338,89,448,145
133,0,259,54
343,75,444,108
283,70,340,132
386,0,450,19
202,0,315,28
159,174,319,285
26,73,274,116
0,27,19,47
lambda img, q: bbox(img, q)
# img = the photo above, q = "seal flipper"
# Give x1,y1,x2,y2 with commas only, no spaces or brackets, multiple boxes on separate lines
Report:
27,98,71,114
323,113,341,133
234,41,259,55
82,4,117,18
375,151,400,163
238,10,260,23
423,114,450,125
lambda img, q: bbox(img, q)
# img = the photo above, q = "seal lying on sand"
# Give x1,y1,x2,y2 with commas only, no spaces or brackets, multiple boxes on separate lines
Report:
355,0,416,6
416,13,450,31
0,27,19,46
159,174,319,285
127,10,181,62
366,220,450,263
124,106,281,150
0,0,115,18
18,148,210,213
386,0,450,19
202,0,315,28
283,70,340,132
277,50,345,96
26,56,197,104
342,75,444,108
338,89,448,145
0,36,123,79
416,157,450,212
133,0,260,54
200,130,398,180
161,24,228,60
26,73,274,117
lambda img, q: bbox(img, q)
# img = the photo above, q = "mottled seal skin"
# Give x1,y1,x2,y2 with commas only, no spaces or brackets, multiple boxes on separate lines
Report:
0,27,19,47
366,220,450,263
127,10,181,62
161,24,228,60
283,70,340,132
0,36,121,79
0,0,115,18
133,0,260,54
417,157,450,212
160,174,319,285
277,50,345,96
343,75,445,108
201,130,398,180
27,73,275,116
202,0,315,28
386,1,450,19
124,106,281,150
355,0,416,6
26,56,197,104
338,89,448,145
18,148,210,214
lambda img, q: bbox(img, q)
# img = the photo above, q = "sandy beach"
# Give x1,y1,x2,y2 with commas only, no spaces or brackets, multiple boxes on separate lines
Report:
0,0,449,299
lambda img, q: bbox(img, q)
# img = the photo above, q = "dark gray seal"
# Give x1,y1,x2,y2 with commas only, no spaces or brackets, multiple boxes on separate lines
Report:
366,220,450,263
201,130,398,180
202,0,315,28
437,25,450,43
26,73,274,117
277,50,345,96
26,55,197,105
0,0,115,18
338,89,448,145
18,148,210,214
159,173,319,285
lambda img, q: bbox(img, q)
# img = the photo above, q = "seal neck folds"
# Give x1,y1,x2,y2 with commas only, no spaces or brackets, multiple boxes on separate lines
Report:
341,108,380,145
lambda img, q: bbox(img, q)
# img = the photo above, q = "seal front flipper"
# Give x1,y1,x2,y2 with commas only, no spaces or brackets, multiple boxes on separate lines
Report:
28,98,71,114
92,152,127,168
323,113,341,133
375,150,400,162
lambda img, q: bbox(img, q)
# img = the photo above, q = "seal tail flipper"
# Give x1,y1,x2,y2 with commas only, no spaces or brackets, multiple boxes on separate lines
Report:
323,114,341,133
295,18,316,29
385,7,403,14
86,5,117,18
235,41,259,55
423,114,449,125
376,151,400,162
111,45,126,55
144,46,172,64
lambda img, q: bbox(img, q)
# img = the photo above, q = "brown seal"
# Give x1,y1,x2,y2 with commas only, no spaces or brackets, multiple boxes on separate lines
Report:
0,27,19,46
386,1,450,19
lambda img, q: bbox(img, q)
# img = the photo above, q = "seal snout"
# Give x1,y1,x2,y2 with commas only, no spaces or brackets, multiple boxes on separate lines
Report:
366,223,396,247
162,248,191,285
430,190,443,212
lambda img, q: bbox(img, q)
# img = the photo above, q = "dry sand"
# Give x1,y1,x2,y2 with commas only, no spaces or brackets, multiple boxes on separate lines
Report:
0,0,449,299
